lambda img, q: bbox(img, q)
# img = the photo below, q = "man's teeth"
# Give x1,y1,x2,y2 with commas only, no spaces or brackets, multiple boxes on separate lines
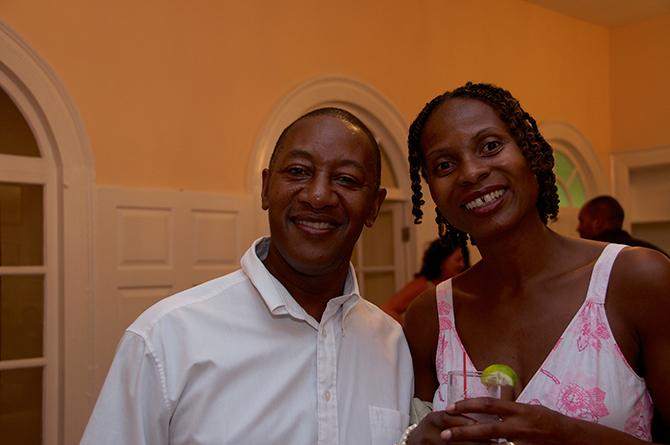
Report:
299,221,337,229
465,189,505,210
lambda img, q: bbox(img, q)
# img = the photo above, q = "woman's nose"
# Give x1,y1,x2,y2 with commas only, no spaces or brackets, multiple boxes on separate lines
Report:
458,156,490,184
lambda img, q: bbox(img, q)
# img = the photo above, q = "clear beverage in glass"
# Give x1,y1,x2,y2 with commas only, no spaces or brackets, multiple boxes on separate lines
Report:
447,370,501,424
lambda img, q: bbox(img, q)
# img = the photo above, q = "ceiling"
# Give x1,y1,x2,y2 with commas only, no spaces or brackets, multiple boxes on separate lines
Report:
521,0,670,28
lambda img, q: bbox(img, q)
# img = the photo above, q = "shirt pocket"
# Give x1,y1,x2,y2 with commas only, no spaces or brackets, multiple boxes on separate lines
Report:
369,405,410,445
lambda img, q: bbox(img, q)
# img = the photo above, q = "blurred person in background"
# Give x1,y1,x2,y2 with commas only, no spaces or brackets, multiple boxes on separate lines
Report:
578,195,668,258
381,239,467,325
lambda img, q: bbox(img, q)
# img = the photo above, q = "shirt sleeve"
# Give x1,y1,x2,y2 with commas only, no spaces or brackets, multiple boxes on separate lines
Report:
80,331,170,445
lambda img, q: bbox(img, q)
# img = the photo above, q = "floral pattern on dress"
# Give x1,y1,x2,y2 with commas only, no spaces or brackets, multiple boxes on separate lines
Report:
435,336,449,400
576,301,610,352
624,392,653,440
437,300,453,331
544,371,609,422
436,300,454,401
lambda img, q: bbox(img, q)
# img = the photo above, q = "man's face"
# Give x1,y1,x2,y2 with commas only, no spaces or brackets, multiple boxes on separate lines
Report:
261,115,386,276
577,206,599,239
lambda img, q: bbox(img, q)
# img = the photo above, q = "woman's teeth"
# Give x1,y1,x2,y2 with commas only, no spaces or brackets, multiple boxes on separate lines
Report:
465,189,505,210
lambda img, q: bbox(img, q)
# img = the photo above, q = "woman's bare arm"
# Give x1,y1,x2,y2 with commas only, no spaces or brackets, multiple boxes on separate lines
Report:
403,287,440,401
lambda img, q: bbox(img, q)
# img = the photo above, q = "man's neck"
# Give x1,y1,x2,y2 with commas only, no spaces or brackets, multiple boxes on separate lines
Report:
262,242,351,322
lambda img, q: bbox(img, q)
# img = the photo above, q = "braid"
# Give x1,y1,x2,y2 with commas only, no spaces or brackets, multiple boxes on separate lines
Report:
407,82,560,237
408,94,451,224
435,207,470,266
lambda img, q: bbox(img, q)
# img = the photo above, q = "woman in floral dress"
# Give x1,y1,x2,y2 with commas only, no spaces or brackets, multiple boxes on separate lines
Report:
402,83,670,444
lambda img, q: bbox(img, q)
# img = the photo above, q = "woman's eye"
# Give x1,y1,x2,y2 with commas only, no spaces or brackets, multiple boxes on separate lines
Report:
483,141,501,153
436,160,453,172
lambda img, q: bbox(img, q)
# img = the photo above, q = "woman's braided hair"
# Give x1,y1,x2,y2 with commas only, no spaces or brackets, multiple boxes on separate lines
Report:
408,82,559,253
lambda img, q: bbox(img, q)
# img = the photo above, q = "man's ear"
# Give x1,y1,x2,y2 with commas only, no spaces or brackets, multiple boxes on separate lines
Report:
261,169,270,210
593,214,608,232
365,188,387,228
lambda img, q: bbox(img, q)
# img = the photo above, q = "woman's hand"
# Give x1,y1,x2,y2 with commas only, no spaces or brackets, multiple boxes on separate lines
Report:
439,397,561,444
410,397,565,445
408,409,479,444
441,397,649,445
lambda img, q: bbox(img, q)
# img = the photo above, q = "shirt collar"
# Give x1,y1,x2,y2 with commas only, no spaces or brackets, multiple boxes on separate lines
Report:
242,237,361,330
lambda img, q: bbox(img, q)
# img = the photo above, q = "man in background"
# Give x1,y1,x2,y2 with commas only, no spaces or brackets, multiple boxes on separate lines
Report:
80,107,413,444
577,195,668,257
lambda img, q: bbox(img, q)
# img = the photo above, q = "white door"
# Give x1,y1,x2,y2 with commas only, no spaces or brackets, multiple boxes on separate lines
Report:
0,86,59,444
352,199,412,307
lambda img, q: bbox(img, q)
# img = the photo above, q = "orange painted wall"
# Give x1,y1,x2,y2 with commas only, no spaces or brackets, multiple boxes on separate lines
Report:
610,13,670,152
0,0,613,193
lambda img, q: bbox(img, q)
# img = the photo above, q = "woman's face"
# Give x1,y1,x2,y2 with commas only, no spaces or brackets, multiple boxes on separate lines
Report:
420,98,539,241
440,247,466,280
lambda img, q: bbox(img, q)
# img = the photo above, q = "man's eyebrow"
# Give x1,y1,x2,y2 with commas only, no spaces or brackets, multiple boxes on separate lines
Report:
282,149,313,160
283,149,366,171
337,158,365,171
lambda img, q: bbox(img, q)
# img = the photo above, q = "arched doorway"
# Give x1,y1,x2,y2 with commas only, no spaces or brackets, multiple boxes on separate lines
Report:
0,19,95,444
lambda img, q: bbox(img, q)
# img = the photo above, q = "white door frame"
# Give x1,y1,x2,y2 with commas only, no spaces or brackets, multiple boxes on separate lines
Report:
0,18,95,444
611,145,670,231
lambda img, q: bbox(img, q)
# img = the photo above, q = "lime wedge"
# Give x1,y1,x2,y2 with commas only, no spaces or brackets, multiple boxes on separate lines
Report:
481,364,518,386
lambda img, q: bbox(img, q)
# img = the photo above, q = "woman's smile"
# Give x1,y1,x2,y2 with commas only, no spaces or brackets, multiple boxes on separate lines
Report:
464,188,507,210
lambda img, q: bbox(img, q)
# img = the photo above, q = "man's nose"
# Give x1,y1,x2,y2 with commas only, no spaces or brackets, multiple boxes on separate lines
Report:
300,174,337,208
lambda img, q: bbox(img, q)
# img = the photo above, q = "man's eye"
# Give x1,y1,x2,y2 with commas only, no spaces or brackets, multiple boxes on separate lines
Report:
337,175,359,185
287,167,307,175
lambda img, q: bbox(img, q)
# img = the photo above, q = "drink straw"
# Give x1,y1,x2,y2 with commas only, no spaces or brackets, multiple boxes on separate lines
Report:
463,351,467,399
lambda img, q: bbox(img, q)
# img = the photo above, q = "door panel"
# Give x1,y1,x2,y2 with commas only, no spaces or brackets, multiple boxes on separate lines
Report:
353,200,410,307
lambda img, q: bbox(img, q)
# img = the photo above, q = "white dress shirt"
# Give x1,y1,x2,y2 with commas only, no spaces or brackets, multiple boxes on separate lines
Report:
80,237,413,444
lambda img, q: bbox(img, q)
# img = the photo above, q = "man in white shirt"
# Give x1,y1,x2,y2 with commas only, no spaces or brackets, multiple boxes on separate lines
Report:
80,107,414,445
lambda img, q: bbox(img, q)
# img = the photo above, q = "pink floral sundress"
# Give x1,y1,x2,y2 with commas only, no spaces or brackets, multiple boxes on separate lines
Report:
432,243,653,441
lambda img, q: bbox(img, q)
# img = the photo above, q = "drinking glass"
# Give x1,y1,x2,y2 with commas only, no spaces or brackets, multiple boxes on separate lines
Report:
447,370,501,424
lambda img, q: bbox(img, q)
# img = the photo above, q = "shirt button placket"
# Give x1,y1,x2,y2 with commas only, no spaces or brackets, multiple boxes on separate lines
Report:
316,321,338,445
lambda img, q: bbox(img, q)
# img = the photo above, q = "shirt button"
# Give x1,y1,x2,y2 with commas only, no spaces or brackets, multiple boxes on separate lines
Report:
324,390,331,401
292,324,300,331
321,330,327,339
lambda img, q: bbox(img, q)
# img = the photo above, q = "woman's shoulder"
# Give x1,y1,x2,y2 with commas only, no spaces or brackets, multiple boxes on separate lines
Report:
614,244,670,275
606,245,670,337
560,238,670,306
609,245,670,301
606,245,670,379
405,285,438,324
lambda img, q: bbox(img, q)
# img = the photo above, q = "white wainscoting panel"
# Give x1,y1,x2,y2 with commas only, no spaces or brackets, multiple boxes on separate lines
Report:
118,207,173,267
94,186,257,396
